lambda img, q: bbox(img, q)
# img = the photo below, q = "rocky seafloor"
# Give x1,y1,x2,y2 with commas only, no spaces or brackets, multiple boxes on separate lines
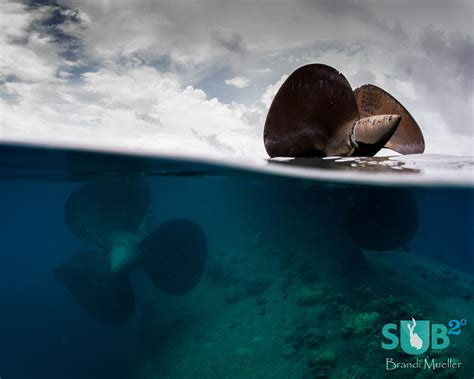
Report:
126,229,473,379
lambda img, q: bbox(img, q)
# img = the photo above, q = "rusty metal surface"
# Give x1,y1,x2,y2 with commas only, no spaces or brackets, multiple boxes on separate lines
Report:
264,64,360,158
352,114,401,156
354,84,425,154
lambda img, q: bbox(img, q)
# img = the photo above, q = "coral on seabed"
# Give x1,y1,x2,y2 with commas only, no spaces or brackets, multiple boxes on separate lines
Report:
297,285,328,306
224,275,273,304
308,350,336,378
342,312,380,337
366,295,423,321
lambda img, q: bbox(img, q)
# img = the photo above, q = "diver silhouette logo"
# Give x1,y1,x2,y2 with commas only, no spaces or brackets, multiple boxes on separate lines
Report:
382,318,431,355
399,318,430,354
382,318,467,356
407,318,423,350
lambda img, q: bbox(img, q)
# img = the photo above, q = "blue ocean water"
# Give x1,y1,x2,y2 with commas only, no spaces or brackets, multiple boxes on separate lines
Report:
0,144,472,379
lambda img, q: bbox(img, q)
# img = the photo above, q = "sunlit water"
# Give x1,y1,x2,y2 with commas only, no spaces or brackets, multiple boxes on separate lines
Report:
0,144,473,379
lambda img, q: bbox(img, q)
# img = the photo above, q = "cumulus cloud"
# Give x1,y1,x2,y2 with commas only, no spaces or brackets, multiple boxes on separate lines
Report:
1,0,473,158
0,2,58,82
225,76,250,89
1,62,266,158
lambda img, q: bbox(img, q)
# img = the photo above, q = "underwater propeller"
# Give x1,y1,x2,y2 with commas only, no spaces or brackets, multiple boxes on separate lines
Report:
56,178,207,325
345,187,419,251
54,250,134,325
64,177,151,272
140,219,207,295
263,64,424,158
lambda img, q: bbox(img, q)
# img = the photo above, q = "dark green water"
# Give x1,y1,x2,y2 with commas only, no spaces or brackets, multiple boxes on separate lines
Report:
0,144,473,379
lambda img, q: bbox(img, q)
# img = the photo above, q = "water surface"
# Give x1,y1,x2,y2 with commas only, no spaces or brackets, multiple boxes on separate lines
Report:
0,144,472,379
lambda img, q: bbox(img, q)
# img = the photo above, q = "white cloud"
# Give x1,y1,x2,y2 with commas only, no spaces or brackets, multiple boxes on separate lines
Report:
1,62,266,158
260,74,288,109
395,80,419,102
248,68,271,74
0,0,473,158
0,3,58,82
225,76,250,88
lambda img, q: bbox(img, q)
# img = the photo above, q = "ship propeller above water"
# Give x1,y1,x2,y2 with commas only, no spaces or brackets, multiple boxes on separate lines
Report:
263,63,425,158
56,178,207,325
263,64,423,253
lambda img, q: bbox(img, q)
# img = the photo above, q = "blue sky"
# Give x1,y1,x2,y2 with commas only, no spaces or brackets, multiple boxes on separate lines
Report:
1,0,473,158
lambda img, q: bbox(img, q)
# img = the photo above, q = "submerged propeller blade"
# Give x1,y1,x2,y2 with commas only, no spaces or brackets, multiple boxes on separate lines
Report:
264,63,360,158
64,178,151,248
354,84,425,154
54,251,134,325
140,219,207,295
345,188,419,251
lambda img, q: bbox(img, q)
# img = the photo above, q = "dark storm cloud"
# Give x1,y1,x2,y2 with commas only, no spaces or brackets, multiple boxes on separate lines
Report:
211,29,248,56
309,0,409,41
10,1,85,69
315,0,382,25
35,6,82,59
417,27,474,95
393,26,474,134
24,0,58,7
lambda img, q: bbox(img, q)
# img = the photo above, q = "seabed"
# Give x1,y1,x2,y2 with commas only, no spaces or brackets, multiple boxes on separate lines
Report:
0,145,472,379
